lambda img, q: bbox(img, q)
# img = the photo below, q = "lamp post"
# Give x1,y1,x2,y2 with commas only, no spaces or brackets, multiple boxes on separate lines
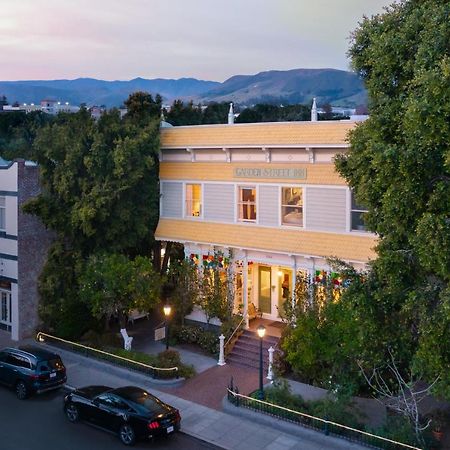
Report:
163,304,171,351
256,325,266,400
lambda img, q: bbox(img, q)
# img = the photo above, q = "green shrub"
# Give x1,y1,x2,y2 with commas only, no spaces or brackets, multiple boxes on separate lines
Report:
264,379,309,412
105,348,196,379
157,349,181,367
197,330,219,354
368,415,419,448
172,324,220,355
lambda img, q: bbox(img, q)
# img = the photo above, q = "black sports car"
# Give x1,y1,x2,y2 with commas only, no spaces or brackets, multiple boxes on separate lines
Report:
63,385,181,446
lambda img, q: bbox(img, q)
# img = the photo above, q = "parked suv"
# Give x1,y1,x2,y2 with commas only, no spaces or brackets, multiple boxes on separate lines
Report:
0,345,67,399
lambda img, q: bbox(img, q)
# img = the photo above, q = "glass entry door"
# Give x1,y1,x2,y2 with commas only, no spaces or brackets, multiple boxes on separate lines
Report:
258,266,271,314
0,290,12,329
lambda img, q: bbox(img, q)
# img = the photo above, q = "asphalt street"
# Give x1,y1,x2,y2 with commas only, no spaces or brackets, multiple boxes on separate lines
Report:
0,387,223,450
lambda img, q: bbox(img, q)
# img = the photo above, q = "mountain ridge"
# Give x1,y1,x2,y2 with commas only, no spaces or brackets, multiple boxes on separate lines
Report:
0,68,366,108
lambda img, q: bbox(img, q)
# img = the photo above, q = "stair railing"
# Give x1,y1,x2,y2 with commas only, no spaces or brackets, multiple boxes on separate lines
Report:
224,315,245,357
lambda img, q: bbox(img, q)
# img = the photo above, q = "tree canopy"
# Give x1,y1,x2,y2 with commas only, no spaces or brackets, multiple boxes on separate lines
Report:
25,94,161,256
0,110,53,160
334,0,450,397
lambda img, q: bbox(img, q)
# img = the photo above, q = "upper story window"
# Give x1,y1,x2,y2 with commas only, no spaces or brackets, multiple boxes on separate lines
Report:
281,187,303,227
351,192,368,231
238,186,256,222
185,184,202,217
0,196,5,231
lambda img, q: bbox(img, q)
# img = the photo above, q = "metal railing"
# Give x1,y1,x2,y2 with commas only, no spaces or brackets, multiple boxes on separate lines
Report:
227,388,422,450
224,315,245,356
36,332,179,380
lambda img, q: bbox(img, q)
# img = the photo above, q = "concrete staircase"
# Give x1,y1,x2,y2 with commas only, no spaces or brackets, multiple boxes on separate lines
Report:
227,329,280,370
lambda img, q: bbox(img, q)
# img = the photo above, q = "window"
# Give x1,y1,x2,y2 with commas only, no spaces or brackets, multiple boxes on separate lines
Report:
351,192,368,231
185,184,202,217
0,196,5,231
281,187,303,226
238,186,256,222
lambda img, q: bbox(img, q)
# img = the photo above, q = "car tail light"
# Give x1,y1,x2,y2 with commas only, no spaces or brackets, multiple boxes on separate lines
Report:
30,374,47,381
175,410,181,422
147,421,160,430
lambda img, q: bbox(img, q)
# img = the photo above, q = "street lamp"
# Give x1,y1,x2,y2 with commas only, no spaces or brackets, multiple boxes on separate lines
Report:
163,304,172,351
256,325,266,400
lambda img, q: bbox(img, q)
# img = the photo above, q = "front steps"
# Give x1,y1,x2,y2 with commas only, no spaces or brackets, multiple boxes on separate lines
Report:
227,329,280,370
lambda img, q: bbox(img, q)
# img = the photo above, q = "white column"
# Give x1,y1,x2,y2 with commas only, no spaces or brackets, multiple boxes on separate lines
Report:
308,268,315,308
291,256,297,308
218,334,226,366
267,346,275,381
243,252,249,329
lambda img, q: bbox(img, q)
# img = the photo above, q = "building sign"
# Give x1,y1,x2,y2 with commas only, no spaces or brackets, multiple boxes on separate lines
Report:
234,167,307,179
154,326,166,341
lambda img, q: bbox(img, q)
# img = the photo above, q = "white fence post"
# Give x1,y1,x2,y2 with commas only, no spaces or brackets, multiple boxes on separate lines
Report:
267,346,274,381
218,334,226,366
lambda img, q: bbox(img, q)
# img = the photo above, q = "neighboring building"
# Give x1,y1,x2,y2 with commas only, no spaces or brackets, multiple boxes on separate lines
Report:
0,158,53,340
155,119,376,326
1,99,80,115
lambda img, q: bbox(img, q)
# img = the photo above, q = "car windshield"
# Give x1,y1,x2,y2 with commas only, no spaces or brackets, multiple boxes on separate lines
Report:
117,389,166,414
38,358,63,371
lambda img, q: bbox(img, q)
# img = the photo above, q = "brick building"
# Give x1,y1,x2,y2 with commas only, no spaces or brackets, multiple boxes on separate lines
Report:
0,158,53,340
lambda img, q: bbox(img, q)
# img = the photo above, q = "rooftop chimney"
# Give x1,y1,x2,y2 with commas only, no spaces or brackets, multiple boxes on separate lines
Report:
228,102,234,125
311,97,318,122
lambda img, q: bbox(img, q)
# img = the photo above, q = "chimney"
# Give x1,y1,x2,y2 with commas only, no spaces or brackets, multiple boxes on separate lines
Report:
228,102,234,125
311,97,318,122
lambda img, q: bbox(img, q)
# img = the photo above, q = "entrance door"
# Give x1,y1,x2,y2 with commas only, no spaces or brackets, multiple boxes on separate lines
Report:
278,269,292,318
258,266,271,314
0,290,12,330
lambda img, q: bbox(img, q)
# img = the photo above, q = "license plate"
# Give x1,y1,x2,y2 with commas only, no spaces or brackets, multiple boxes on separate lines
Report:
50,372,56,378
166,426,174,434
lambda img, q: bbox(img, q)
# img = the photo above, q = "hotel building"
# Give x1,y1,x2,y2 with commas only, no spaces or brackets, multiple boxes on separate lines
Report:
155,118,377,326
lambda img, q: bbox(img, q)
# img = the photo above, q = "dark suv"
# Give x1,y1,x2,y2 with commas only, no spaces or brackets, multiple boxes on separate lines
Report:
0,345,67,399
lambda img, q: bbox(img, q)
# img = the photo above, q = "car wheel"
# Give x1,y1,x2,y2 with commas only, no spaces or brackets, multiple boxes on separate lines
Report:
15,380,28,400
65,403,80,422
119,423,136,446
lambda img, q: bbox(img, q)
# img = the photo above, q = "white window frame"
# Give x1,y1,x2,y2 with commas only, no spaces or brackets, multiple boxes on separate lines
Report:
0,196,5,231
237,185,257,223
184,183,203,219
280,186,304,227
350,191,368,232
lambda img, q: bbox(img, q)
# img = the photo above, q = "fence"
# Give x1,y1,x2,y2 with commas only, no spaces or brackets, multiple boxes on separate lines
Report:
227,388,422,450
36,332,179,380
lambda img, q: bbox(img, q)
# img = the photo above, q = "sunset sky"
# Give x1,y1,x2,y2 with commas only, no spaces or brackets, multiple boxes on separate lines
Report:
0,0,394,81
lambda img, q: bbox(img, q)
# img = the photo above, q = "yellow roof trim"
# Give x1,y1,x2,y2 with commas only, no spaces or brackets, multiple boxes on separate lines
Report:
155,219,377,263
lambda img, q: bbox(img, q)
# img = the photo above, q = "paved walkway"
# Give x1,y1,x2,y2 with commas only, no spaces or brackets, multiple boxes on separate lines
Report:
0,329,367,450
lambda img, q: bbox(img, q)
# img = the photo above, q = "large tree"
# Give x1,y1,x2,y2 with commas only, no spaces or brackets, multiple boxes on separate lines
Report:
335,0,450,397
79,253,161,348
25,95,161,256
26,93,163,338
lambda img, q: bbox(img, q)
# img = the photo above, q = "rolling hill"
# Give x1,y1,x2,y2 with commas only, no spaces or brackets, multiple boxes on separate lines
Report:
0,69,366,108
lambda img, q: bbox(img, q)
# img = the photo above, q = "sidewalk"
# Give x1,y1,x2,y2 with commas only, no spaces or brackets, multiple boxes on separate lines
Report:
0,330,367,450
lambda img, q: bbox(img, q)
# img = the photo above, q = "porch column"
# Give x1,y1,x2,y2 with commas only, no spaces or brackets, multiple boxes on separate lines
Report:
242,251,249,329
291,256,297,309
304,257,315,308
